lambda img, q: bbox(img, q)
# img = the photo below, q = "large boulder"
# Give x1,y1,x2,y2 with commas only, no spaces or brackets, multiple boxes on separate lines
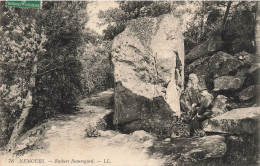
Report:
112,15,185,134
185,36,223,63
152,135,227,166
231,39,255,54
186,57,210,74
209,51,243,78
239,85,256,102
213,76,245,91
234,51,256,65
204,107,260,135
234,51,259,77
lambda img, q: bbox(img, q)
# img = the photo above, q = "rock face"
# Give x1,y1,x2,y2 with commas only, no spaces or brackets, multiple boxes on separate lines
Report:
185,38,257,108
239,85,256,101
235,51,256,65
152,135,227,166
208,51,243,78
213,76,245,91
112,15,184,134
185,36,223,63
204,107,260,135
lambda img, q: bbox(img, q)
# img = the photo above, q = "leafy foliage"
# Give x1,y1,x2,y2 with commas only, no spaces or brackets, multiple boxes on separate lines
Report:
184,1,257,54
0,1,88,145
80,41,113,96
98,1,172,40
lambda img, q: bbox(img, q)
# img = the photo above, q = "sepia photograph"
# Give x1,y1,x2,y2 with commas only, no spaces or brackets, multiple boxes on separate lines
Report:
0,1,260,166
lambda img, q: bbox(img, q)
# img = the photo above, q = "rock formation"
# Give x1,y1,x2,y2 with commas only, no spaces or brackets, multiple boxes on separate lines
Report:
112,14,185,134
185,38,259,109
204,107,260,135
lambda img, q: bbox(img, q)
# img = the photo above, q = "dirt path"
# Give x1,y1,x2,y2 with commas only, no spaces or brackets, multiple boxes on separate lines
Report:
1,90,164,166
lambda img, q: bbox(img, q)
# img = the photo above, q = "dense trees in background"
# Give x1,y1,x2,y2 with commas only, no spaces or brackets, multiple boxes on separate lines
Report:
79,39,113,96
0,0,259,151
97,0,260,109
177,1,256,55
0,1,87,149
98,1,173,40
99,1,257,55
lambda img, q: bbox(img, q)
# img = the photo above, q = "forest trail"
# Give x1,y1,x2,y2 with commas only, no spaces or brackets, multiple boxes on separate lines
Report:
1,90,164,166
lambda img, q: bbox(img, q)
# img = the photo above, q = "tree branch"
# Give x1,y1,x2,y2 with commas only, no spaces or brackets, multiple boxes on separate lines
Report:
222,1,232,30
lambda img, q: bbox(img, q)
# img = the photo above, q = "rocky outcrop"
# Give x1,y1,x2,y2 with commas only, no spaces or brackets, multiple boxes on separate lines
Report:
239,85,256,101
150,107,260,166
201,107,260,165
152,135,227,166
235,51,257,65
185,36,258,108
112,14,185,135
208,51,243,78
185,36,223,63
186,57,210,74
223,134,259,165
213,76,245,91
204,107,260,135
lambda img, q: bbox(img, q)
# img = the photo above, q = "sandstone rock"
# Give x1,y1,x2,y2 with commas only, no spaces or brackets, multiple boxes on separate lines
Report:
15,124,47,152
232,39,254,54
239,85,256,101
213,76,244,91
209,51,243,78
208,37,223,53
186,57,210,74
193,64,210,78
154,135,227,166
228,100,256,109
236,67,250,77
248,62,260,74
204,107,260,135
112,15,185,134
224,135,259,165
201,95,230,129
118,98,189,137
236,63,260,77
234,51,256,65
186,36,223,63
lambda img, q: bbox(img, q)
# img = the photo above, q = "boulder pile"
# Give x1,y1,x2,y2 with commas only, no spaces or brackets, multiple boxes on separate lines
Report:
186,39,259,108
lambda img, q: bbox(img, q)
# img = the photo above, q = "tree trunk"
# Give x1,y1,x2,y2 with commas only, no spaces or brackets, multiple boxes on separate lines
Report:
7,53,38,152
222,1,232,30
256,2,260,106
